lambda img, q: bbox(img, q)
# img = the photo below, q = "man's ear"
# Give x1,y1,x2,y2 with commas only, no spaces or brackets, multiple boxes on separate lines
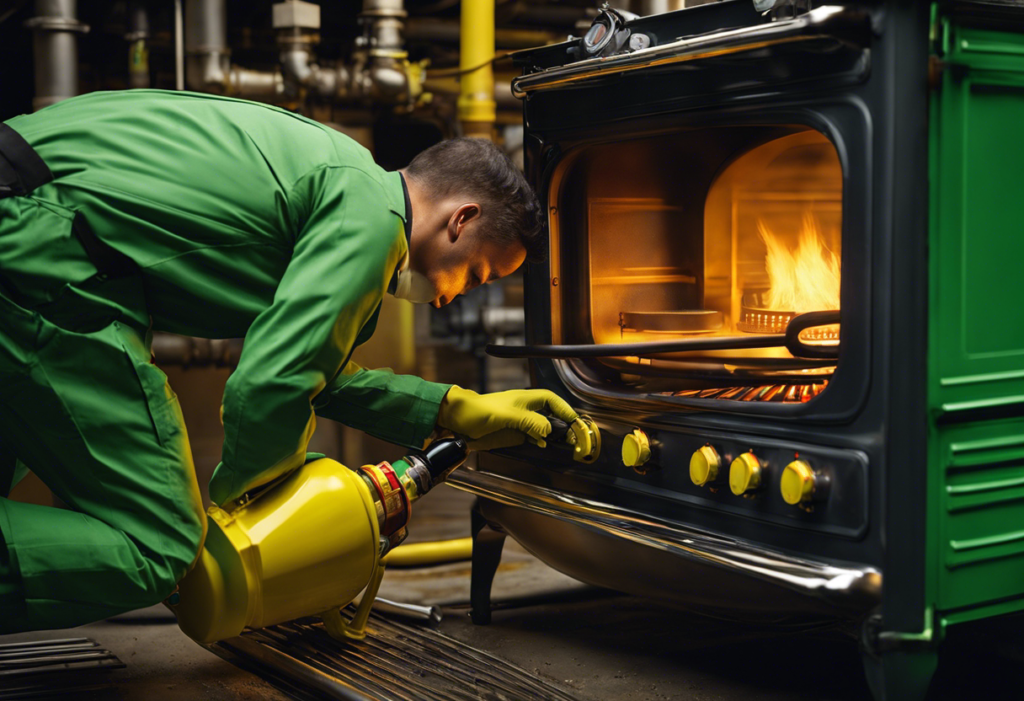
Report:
447,203,481,243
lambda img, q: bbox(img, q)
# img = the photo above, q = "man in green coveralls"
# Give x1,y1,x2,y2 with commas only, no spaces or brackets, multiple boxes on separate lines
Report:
0,90,578,633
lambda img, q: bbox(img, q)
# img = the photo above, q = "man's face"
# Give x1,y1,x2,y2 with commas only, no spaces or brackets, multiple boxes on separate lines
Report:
410,203,527,307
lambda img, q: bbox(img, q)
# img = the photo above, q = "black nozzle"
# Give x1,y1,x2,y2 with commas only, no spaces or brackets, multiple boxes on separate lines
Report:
547,417,572,443
396,437,468,499
422,437,469,481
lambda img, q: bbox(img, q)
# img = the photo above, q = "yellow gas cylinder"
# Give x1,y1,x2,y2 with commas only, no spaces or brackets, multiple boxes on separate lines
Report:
173,438,467,644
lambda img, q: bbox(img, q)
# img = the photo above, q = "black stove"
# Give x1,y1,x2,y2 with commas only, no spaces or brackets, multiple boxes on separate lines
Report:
446,3,1024,698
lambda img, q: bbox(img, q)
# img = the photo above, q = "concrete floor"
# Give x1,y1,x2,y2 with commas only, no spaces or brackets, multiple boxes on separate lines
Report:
5,483,1024,700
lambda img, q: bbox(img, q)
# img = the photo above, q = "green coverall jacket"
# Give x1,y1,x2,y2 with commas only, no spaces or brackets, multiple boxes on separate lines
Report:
0,90,449,632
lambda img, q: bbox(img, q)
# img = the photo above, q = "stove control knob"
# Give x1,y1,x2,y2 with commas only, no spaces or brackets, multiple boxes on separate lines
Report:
729,452,762,496
622,429,652,469
781,459,816,505
689,445,721,486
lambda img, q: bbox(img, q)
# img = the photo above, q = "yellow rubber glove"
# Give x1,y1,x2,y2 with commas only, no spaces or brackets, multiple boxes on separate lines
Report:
436,386,579,450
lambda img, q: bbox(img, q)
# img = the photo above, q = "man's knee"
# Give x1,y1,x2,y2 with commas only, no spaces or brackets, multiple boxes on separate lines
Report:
134,506,207,607
161,508,207,596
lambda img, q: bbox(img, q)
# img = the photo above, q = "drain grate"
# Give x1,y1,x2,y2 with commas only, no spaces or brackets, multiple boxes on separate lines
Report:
0,637,124,699
214,610,580,701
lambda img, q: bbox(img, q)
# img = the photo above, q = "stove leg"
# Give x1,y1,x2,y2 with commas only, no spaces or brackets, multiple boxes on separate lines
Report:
861,648,938,701
470,498,506,625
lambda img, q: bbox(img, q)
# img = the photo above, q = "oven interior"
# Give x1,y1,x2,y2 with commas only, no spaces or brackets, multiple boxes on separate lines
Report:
553,126,843,404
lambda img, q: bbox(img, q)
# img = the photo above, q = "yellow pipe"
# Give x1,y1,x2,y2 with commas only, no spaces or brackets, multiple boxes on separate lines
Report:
458,0,496,139
381,537,473,567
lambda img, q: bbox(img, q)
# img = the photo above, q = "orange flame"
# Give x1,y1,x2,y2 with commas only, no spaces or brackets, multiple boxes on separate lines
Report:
757,215,840,313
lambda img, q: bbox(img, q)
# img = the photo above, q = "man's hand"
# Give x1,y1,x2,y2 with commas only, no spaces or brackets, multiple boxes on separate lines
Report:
436,387,579,450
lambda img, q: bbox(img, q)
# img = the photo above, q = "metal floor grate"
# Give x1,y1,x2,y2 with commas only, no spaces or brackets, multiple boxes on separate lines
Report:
0,637,125,699
213,610,581,701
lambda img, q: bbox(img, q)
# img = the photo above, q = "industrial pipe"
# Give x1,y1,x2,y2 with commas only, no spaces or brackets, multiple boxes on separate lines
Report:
126,2,150,89
183,0,416,106
272,0,416,105
405,18,559,49
370,598,442,624
26,0,88,111
185,0,283,98
363,0,406,52
458,0,496,139
358,0,417,104
422,77,519,110
230,67,285,99
637,0,691,15
184,0,228,92
174,0,184,90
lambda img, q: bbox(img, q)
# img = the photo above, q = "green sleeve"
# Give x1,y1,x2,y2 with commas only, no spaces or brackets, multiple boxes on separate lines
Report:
209,166,403,505
314,361,451,449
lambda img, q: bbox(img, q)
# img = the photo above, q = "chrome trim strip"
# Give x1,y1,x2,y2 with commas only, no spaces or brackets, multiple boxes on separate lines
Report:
511,6,869,98
447,468,880,606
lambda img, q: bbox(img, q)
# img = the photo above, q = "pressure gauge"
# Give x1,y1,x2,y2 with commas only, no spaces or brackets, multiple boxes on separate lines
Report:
577,6,639,59
583,18,613,55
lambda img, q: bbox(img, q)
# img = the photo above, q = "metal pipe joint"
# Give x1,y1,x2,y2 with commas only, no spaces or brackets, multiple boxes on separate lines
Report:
184,0,418,107
184,0,232,93
26,0,89,111
273,0,420,105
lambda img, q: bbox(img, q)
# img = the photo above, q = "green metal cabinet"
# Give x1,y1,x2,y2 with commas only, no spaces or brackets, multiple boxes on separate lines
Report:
929,15,1024,630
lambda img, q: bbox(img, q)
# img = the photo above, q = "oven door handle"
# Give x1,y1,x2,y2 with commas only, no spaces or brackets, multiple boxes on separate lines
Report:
486,311,840,360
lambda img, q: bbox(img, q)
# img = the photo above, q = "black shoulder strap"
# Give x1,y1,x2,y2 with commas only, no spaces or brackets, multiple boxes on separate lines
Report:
0,123,54,198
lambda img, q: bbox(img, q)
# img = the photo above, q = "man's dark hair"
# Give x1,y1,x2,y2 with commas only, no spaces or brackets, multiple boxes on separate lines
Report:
405,138,546,263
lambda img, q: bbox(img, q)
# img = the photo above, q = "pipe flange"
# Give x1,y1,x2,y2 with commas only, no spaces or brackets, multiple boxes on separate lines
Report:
277,33,320,48
24,16,89,33
360,9,407,18
369,48,409,59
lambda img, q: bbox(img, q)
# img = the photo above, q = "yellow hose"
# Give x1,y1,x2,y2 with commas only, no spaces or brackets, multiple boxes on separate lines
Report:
382,537,473,567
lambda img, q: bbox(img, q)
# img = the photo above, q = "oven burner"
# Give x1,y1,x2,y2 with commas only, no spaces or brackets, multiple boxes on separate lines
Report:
738,293,839,341
663,381,828,403
737,306,796,335
738,306,839,341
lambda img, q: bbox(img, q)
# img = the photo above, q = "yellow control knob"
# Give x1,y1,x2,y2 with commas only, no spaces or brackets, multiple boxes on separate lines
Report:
689,445,721,486
729,452,762,496
622,429,652,468
781,459,816,505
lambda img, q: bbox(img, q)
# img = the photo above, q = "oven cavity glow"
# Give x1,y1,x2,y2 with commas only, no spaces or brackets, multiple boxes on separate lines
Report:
555,125,843,406
706,130,842,348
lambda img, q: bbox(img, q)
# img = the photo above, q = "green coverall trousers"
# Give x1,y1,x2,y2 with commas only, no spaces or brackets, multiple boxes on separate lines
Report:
0,199,206,633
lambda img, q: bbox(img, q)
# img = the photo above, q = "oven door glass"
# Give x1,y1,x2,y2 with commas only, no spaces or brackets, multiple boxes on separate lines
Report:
556,127,842,404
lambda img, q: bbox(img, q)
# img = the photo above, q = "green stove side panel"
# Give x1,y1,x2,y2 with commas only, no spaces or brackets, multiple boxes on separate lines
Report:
929,21,1024,619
